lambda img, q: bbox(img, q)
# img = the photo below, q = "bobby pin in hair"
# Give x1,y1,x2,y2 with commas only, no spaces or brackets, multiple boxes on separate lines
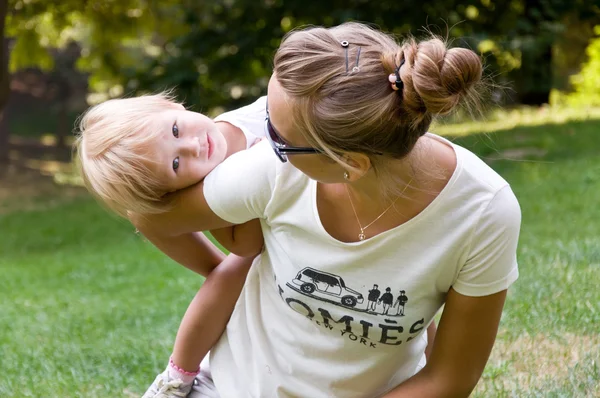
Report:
340,40,361,73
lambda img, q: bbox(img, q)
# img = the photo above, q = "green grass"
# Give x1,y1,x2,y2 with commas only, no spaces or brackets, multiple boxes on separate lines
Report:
0,201,206,397
2,113,600,397
448,118,600,397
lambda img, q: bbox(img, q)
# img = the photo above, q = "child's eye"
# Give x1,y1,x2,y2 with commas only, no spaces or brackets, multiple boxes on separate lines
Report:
172,157,180,171
172,123,179,138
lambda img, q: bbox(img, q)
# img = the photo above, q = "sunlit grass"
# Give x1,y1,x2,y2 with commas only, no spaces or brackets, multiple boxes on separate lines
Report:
449,118,600,397
434,105,600,137
1,115,599,396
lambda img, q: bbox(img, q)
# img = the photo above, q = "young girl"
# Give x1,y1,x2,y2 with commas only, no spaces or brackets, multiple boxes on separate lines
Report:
75,93,267,397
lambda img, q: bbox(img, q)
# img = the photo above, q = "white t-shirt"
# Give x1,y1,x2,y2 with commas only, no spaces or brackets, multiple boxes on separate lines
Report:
214,96,266,149
203,98,521,398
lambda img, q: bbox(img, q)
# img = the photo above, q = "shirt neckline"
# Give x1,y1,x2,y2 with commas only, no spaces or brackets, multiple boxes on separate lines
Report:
310,133,464,247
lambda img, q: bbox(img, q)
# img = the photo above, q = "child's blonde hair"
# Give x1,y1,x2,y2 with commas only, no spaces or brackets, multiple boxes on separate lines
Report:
74,92,183,218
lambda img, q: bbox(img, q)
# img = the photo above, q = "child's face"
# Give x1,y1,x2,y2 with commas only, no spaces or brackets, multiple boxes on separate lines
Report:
146,108,227,193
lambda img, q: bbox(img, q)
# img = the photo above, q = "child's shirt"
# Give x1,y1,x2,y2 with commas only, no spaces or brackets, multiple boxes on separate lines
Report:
214,96,267,149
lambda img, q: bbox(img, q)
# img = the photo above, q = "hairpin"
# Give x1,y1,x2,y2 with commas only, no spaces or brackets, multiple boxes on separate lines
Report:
341,40,361,73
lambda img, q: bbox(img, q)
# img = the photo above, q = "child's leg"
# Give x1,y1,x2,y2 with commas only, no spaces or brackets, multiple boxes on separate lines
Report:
170,253,254,375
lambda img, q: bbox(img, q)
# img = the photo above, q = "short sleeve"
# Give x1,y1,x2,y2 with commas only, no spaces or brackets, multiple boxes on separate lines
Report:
452,185,521,297
203,140,277,224
214,96,267,149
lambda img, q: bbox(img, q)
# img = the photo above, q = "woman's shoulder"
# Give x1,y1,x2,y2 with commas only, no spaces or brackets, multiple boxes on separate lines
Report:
426,133,520,218
434,134,512,195
448,138,521,225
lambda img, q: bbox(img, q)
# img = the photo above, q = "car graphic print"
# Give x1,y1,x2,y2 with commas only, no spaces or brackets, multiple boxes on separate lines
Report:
286,267,410,317
290,267,364,308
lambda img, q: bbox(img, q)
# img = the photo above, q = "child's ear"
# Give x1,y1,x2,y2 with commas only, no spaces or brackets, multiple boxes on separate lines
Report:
177,103,185,110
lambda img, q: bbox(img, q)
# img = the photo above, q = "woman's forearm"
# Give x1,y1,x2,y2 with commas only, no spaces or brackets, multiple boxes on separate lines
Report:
383,367,471,398
383,368,440,397
385,290,508,398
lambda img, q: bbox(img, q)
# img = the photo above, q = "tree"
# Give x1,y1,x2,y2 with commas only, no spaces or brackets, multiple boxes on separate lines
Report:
0,0,9,167
0,0,187,164
567,25,600,106
463,0,600,105
2,0,599,168
118,0,492,112
116,0,600,110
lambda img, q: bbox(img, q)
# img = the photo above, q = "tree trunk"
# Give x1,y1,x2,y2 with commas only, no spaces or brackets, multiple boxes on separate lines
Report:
517,42,553,105
0,0,11,169
511,0,553,106
54,73,72,151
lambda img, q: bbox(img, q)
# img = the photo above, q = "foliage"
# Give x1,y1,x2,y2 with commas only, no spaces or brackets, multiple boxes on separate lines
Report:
4,1,600,111
565,26,600,106
120,0,600,109
7,1,185,78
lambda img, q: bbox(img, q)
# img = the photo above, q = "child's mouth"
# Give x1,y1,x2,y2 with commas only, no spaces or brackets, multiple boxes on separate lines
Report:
207,135,214,159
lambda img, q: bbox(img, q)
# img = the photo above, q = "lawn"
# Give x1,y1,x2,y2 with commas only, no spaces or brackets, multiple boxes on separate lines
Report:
1,112,599,397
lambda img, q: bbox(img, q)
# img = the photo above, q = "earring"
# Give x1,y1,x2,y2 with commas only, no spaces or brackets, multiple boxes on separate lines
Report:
343,171,350,180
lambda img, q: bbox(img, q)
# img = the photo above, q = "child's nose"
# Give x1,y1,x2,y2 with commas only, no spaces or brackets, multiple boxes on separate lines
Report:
182,136,201,157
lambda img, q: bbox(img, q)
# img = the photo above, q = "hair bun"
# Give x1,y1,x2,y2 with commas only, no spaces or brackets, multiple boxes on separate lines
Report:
408,38,482,115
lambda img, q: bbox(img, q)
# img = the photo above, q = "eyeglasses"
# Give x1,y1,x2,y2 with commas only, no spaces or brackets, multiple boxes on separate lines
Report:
265,100,321,163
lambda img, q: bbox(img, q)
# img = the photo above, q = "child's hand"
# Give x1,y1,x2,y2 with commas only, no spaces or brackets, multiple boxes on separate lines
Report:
210,219,264,258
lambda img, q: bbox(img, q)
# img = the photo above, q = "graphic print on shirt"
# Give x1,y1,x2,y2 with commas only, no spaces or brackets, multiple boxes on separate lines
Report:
287,267,409,317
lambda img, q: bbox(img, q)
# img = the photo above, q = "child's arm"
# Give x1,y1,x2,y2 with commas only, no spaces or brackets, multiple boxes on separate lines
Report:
209,219,264,257
138,226,226,277
170,253,253,373
142,253,254,396
136,217,262,276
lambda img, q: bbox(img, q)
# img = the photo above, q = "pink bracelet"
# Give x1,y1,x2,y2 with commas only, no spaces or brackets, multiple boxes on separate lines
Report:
169,356,200,376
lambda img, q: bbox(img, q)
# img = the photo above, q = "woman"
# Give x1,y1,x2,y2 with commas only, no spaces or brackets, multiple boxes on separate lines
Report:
134,22,521,397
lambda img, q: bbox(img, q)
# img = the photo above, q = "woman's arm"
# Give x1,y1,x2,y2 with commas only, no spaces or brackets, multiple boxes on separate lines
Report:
384,288,507,397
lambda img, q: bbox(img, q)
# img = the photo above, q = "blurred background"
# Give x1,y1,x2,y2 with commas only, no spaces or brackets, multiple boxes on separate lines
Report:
1,1,600,397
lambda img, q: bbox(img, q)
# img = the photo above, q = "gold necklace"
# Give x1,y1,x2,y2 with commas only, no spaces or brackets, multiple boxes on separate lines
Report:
344,179,413,241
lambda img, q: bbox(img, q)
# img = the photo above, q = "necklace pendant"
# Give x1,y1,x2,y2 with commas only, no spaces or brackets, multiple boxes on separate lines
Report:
358,232,366,241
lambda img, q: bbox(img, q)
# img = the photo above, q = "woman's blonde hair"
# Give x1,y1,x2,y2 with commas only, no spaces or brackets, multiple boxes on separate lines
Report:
74,92,182,218
274,22,483,196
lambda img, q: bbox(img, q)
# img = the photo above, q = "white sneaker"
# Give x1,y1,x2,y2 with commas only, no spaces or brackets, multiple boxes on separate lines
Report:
142,370,193,398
